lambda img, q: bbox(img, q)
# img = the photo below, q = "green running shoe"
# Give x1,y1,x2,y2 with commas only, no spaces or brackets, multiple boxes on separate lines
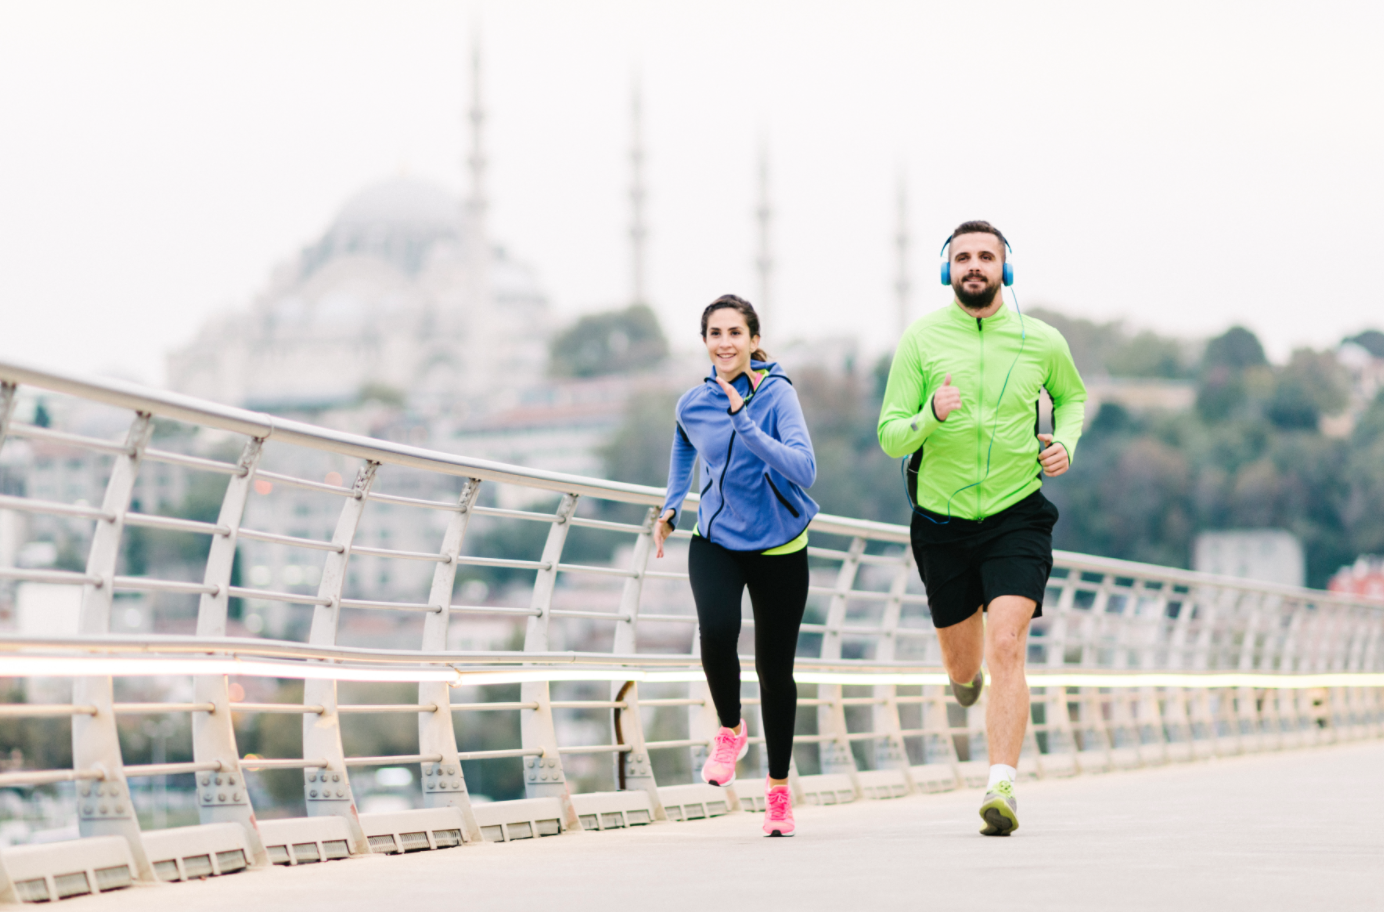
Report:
950,669,985,708
979,779,1019,836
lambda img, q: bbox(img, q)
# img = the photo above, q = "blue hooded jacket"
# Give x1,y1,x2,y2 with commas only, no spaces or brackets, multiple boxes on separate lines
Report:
662,360,819,552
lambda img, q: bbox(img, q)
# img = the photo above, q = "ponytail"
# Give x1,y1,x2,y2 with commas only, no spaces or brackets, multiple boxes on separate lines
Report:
701,294,770,361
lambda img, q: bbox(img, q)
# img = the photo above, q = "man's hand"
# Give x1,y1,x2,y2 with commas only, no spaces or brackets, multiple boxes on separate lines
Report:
653,509,675,558
1037,433,1069,477
714,375,744,413
932,373,961,422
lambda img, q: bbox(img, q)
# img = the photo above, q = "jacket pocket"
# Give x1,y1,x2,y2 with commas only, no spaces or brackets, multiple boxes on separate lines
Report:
764,473,800,518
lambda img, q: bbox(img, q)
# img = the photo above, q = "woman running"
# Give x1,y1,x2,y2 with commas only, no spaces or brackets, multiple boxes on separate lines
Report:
653,294,817,837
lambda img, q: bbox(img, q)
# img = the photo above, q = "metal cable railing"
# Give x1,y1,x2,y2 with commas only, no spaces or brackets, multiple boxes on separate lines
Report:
0,357,1381,903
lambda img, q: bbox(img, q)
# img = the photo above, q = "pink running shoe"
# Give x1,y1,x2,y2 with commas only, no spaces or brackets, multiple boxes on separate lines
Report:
763,782,795,837
700,720,749,786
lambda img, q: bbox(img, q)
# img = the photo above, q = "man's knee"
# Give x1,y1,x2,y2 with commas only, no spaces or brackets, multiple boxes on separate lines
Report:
985,597,1033,671
988,628,1026,669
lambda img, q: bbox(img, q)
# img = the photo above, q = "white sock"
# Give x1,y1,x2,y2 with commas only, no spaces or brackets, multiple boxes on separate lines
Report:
987,764,1017,790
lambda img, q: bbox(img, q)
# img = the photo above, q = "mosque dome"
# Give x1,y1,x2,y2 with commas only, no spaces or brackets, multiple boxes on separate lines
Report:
299,177,464,278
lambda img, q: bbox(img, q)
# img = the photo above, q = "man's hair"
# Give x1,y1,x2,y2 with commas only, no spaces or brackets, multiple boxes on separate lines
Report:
951,220,1009,259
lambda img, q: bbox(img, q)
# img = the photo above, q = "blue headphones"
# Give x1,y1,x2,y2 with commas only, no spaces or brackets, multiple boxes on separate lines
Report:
940,233,1013,287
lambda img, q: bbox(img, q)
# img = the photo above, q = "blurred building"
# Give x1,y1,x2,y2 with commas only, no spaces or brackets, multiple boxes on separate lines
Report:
166,176,549,418
1192,529,1305,588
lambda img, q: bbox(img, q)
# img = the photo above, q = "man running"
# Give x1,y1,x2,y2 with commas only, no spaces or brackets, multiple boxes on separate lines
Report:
877,220,1086,836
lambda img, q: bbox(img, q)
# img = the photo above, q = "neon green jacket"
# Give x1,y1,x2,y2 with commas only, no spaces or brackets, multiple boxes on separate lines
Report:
877,301,1087,520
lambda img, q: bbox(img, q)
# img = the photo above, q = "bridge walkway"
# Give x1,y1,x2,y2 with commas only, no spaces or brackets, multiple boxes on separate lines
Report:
83,741,1383,912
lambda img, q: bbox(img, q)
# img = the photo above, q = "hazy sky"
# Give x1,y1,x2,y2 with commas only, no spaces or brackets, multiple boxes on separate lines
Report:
1,1,1381,384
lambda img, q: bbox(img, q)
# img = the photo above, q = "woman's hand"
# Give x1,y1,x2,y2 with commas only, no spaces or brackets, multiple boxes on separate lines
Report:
714,375,745,414
653,509,676,558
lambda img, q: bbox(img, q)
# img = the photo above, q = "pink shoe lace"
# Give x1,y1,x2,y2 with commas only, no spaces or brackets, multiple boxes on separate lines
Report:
763,786,794,836
710,727,741,765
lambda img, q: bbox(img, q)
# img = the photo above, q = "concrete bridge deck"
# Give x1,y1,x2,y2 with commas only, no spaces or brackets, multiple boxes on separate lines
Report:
73,741,1383,912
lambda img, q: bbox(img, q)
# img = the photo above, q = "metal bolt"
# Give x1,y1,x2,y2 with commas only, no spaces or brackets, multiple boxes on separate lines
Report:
204,790,215,802
332,773,340,782
94,784,104,796
79,784,90,797
310,789,318,798
99,804,108,814
218,792,226,802
83,803,94,814
200,775,210,786
228,775,236,785
307,771,317,782
336,788,345,798
114,804,125,814
446,766,455,775
215,775,223,786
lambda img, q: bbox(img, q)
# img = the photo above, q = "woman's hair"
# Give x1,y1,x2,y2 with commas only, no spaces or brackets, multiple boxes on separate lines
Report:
700,294,768,362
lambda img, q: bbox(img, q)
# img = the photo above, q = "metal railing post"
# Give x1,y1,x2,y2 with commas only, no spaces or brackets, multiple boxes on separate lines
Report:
0,381,17,448
418,478,483,842
520,493,581,831
191,438,267,864
302,461,378,855
1042,578,1083,771
609,507,666,819
71,412,155,880
1080,576,1117,770
872,550,917,791
1235,593,1269,750
817,537,864,797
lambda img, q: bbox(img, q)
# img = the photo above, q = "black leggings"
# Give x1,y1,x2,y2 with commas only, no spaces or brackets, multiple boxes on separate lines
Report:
688,534,809,780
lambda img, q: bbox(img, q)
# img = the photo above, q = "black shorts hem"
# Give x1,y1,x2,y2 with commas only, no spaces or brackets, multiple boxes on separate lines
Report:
909,492,1058,630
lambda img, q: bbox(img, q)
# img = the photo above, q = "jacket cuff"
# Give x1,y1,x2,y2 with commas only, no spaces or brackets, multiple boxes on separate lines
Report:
909,395,944,441
729,405,756,432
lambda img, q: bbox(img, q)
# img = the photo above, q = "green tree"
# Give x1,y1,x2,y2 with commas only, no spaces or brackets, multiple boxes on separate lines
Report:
598,390,682,488
1028,308,1194,379
1196,326,1271,421
1265,349,1348,430
549,304,669,378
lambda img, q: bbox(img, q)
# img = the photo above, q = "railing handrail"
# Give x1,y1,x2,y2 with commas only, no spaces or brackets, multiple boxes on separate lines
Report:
2,355,1381,611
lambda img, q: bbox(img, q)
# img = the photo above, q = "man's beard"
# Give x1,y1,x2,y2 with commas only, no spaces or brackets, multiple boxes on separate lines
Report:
954,275,1001,312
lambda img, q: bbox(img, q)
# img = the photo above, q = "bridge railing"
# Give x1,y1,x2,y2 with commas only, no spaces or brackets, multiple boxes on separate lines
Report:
0,356,1381,903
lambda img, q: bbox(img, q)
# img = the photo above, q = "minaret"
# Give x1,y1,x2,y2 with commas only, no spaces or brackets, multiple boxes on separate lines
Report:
461,32,494,389
755,145,773,327
894,170,911,338
467,36,489,250
629,80,648,308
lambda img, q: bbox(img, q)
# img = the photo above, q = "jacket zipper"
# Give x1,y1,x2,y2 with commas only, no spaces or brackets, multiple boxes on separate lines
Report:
704,430,737,540
764,473,800,517
976,316,985,517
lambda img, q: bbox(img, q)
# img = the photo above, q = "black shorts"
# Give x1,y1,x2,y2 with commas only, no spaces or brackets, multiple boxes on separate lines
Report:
909,490,1059,629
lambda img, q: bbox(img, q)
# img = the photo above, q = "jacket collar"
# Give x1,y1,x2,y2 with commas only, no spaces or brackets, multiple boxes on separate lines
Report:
948,298,1012,329
703,359,784,388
